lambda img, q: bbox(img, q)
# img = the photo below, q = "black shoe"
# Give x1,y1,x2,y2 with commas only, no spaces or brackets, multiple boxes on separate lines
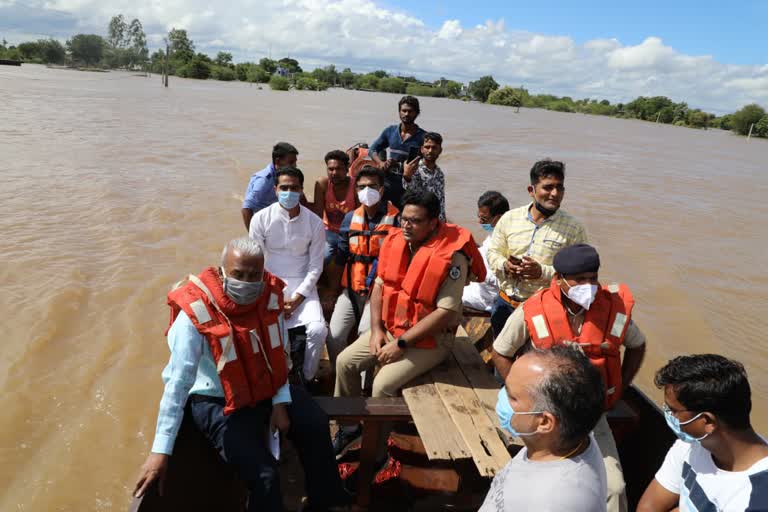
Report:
332,424,362,460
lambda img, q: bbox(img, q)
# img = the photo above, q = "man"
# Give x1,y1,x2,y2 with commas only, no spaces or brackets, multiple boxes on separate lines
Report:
492,243,646,512
486,159,587,337
462,191,509,313
369,95,427,209
241,142,299,230
133,237,348,511
313,150,357,265
332,190,486,457
638,354,768,512
402,131,446,221
326,166,399,365
481,346,608,511
249,167,327,383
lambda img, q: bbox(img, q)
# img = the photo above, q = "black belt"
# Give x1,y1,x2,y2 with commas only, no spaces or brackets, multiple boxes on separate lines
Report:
189,394,225,405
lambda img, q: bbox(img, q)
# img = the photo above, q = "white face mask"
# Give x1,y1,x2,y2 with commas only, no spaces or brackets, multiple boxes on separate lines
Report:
563,281,598,310
357,186,381,207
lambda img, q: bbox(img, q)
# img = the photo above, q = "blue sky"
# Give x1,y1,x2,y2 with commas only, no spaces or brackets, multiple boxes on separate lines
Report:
390,0,767,65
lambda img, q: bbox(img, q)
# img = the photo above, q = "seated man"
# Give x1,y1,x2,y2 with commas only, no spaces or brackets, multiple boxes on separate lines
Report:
313,150,357,265
326,166,399,366
402,131,447,221
462,190,509,312
492,243,646,512
241,142,299,230
333,190,486,458
249,166,327,383
481,346,608,511
638,354,768,512
133,237,348,511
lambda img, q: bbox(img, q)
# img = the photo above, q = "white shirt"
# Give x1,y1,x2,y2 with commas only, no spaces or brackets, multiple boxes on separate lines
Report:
479,434,607,511
249,203,325,327
656,438,768,512
462,236,499,312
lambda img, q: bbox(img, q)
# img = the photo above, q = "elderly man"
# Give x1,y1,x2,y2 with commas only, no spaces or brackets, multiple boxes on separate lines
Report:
638,354,768,512
481,346,607,511
133,237,348,511
249,166,327,384
492,243,646,512
486,159,588,337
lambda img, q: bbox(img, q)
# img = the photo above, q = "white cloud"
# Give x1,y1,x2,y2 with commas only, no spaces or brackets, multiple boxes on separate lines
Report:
2,0,766,112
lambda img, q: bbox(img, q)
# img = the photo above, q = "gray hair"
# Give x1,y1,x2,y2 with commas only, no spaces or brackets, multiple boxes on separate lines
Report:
525,346,605,449
221,237,264,265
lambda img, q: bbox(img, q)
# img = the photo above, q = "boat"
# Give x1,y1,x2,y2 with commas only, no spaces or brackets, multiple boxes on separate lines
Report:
0,59,22,66
129,317,675,511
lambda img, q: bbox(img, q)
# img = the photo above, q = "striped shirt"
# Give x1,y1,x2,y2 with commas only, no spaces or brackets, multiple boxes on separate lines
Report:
487,204,588,300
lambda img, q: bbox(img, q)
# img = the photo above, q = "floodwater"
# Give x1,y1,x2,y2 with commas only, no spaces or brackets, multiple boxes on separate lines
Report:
1,64,766,511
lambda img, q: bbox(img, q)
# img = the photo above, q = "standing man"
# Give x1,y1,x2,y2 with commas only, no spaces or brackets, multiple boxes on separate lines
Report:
481,346,608,511
369,95,427,209
638,354,768,512
132,237,349,511
487,159,587,337
241,142,299,230
332,190,486,459
249,167,328,384
402,132,447,221
313,150,357,265
492,243,647,512
326,166,399,365
462,191,510,313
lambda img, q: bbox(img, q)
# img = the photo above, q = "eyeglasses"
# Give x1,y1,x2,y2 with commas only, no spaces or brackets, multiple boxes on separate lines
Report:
400,216,426,226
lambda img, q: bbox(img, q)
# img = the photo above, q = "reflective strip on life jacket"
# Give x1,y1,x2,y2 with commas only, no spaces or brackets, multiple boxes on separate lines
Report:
531,314,550,339
249,329,261,354
189,299,211,324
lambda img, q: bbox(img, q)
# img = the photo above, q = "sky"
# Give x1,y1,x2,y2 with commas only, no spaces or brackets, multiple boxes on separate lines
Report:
1,0,766,113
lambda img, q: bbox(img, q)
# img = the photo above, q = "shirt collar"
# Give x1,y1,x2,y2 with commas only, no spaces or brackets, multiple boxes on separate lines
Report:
525,202,561,223
418,161,441,174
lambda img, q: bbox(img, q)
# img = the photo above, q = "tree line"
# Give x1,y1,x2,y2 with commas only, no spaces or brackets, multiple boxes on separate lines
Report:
2,16,765,138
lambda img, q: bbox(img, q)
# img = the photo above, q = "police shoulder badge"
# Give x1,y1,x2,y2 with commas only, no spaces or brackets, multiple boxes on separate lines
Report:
449,265,461,280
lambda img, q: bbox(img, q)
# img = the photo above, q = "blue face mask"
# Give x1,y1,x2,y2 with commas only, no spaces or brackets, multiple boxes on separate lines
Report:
663,405,709,443
496,387,544,437
278,190,300,209
481,223,494,233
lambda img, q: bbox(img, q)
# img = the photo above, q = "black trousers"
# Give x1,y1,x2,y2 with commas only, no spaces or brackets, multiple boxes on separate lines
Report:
490,294,516,339
189,384,344,512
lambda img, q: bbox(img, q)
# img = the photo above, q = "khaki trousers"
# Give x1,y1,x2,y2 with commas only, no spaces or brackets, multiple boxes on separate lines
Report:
334,330,451,398
594,414,628,512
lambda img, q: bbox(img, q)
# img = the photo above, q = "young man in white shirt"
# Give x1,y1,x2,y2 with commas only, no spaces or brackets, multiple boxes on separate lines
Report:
481,345,608,511
638,354,768,512
249,166,328,383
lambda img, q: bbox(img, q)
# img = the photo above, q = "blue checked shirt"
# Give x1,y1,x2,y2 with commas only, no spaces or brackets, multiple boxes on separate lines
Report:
150,311,291,455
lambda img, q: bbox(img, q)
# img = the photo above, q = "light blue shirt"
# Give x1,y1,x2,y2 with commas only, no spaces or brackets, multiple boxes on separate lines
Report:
151,311,292,455
242,163,277,212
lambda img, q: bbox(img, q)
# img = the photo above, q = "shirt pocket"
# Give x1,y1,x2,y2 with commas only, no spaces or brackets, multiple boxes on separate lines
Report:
541,238,565,250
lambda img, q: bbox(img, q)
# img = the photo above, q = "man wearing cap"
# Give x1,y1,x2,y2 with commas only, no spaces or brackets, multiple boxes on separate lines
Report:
492,243,647,512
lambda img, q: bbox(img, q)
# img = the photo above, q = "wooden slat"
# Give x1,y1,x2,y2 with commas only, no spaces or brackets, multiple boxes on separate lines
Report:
402,374,471,462
430,354,512,477
314,396,411,420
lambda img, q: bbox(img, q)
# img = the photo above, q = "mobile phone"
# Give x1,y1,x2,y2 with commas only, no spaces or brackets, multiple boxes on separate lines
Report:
407,146,420,161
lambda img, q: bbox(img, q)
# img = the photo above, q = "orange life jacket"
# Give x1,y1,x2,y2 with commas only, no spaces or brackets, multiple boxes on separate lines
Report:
378,223,486,349
347,145,373,177
341,202,400,294
166,267,288,415
523,279,635,410
323,177,357,233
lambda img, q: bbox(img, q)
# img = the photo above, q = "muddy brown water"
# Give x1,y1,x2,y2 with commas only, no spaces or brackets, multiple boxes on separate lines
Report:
1,64,766,511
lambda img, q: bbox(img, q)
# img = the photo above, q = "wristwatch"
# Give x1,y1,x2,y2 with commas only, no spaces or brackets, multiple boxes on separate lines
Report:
397,338,408,349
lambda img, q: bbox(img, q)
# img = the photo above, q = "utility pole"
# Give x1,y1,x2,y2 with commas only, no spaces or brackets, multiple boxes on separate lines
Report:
747,123,754,140
163,39,169,88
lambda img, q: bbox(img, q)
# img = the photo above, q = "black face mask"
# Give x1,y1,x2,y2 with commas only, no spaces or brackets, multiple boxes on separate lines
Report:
534,200,557,217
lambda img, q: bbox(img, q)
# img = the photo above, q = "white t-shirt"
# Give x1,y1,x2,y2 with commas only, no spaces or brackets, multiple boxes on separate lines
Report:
479,434,607,512
655,439,768,511
461,236,499,312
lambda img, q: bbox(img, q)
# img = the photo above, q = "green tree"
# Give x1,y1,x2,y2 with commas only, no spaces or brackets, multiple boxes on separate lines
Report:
126,18,148,68
468,75,499,102
488,86,525,110
378,76,406,94
687,110,709,129
215,51,233,67
259,58,277,73
246,65,271,83
754,115,768,137
270,75,290,90
17,41,42,61
371,70,388,78
168,28,195,64
107,14,128,48
177,54,211,79
339,68,355,88
211,65,236,81
353,73,380,90
731,104,766,135
439,79,463,97
66,34,105,66
294,76,328,91
39,39,66,63
278,57,301,73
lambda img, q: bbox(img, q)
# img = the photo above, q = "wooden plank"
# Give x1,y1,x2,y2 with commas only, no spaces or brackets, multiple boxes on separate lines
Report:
314,396,411,420
402,374,472,462
356,420,382,508
430,354,511,477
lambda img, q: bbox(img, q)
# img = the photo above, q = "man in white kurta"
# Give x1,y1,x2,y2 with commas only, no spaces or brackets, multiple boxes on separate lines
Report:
249,167,327,381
